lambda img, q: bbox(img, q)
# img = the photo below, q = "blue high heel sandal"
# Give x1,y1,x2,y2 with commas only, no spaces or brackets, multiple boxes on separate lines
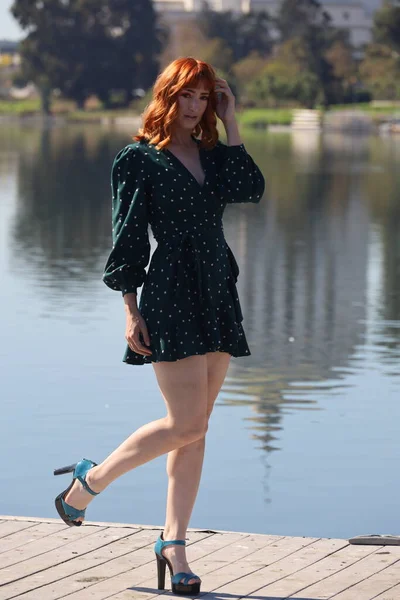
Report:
53,458,99,527
154,532,201,596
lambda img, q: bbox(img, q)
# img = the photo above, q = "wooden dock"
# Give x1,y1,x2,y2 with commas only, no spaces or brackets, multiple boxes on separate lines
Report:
0,516,399,599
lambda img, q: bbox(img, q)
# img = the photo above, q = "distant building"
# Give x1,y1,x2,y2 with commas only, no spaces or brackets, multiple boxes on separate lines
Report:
155,0,378,50
0,40,20,68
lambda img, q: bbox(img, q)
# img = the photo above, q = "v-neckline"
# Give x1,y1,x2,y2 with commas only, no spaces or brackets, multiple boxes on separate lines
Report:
164,137,206,189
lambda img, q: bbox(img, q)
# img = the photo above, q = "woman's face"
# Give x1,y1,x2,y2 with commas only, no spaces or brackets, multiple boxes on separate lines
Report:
175,83,211,131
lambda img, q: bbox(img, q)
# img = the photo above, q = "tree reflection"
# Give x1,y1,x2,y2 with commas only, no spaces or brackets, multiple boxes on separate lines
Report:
9,124,131,292
222,131,369,468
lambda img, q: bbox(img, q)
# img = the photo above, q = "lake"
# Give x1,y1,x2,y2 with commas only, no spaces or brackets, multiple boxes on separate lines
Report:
1,122,400,539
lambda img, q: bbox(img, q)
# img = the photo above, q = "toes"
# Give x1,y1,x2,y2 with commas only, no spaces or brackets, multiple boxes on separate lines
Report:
182,576,200,585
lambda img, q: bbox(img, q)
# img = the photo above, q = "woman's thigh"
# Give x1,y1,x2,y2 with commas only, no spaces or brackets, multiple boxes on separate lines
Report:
206,351,231,418
152,354,208,425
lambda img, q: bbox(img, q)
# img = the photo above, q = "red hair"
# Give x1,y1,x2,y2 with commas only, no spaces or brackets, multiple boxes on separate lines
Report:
134,57,218,150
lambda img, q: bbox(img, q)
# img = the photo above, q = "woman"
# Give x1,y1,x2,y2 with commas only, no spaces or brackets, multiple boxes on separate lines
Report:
54,57,264,596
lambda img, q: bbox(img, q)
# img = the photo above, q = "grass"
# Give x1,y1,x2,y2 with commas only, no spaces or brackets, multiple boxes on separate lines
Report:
237,108,294,128
0,99,41,114
65,108,140,122
328,102,400,122
238,103,400,127
330,102,400,113
0,98,141,121
1,98,399,126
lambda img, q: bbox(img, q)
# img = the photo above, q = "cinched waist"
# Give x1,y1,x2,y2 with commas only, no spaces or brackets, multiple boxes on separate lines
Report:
153,225,225,306
154,224,224,246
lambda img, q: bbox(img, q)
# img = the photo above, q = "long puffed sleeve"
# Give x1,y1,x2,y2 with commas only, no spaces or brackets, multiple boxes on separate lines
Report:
216,141,265,204
103,145,151,296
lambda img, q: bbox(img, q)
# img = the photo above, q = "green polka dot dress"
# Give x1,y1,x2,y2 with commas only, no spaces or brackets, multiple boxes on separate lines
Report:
103,137,265,365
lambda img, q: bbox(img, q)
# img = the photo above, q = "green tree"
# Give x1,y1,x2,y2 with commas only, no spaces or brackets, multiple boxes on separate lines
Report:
276,0,331,42
233,52,267,105
236,11,273,61
249,39,322,108
11,0,164,112
359,1,400,100
324,38,359,103
198,2,272,67
373,0,400,53
275,0,348,106
160,21,233,74
359,43,400,100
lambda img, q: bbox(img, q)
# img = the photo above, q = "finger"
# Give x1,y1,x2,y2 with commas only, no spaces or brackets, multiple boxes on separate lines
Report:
215,85,232,95
126,338,137,353
130,340,152,356
141,327,151,347
133,336,152,355
125,335,149,355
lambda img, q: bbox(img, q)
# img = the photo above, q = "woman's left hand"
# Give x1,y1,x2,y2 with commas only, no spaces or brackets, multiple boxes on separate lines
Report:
215,77,236,124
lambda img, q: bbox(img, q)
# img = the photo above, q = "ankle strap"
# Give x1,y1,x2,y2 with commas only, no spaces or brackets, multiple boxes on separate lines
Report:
77,474,99,496
161,538,186,547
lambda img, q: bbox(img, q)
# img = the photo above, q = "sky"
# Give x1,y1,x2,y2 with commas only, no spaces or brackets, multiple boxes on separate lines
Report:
0,0,384,42
0,1,21,41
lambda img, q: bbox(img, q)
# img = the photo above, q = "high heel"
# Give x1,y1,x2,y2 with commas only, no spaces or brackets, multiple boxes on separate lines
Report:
154,532,201,596
54,458,98,527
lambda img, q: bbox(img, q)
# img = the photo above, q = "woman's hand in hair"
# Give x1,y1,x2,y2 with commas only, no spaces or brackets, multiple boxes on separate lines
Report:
215,77,236,124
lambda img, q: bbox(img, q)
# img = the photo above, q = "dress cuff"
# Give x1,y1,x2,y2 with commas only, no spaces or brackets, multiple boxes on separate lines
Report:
122,286,137,297
225,143,246,154
119,266,144,296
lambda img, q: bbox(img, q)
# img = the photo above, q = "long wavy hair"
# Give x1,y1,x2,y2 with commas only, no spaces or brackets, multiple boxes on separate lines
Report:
134,57,218,150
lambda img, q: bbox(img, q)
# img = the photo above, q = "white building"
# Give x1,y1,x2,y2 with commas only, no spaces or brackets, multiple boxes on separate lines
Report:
321,2,373,46
155,0,378,49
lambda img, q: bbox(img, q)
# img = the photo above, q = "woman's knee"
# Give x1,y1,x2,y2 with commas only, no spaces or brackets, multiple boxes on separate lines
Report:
168,416,208,445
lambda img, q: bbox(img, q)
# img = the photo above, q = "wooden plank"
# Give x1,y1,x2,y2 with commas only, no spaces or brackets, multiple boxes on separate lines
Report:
331,559,400,599
0,525,130,593
9,531,158,600
0,522,37,539
0,518,58,525
0,517,153,529
0,531,210,600
290,546,400,599
37,532,232,600
197,537,347,599
130,532,287,600
195,536,319,595
0,523,65,556
107,591,162,600
373,581,400,599
60,533,282,600
0,524,108,571
242,543,380,599
1,518,399,600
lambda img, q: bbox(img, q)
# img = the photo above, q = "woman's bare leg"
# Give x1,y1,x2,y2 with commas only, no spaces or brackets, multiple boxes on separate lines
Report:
63,355,209,520
161,351,231,583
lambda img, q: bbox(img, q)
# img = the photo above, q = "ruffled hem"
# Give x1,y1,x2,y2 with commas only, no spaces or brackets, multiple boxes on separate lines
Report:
123,340,251,365
122,312,251,366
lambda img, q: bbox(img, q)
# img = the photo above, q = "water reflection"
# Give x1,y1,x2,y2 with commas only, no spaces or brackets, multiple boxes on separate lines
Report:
3,124,400,459
7,127,114,292
222,130,400,456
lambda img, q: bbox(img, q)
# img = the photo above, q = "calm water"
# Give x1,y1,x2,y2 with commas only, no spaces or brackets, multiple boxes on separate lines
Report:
1,123,400,539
